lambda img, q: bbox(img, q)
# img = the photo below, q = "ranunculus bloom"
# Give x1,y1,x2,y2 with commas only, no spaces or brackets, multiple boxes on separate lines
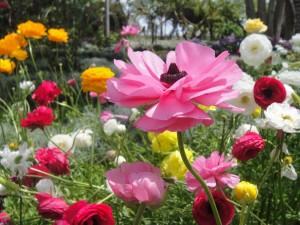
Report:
10,49,28,61
192,190,234,225
63,200,114,225
0,33,27,56
100,110,128,123
20,106,55,131
105,162,168,207
35,192,69,220
23,164,50,187
186,151,239,193
244,18,267,33
0,212,10,223
232,131,265,161
32,81,61,105
81,67,115,94
48,28,68,43
67,79,76,86
148,131,178,153
234,181,258,204
254,76,286,109
0,1,9,8
17,20,47,39
114,38,129,53
107,42,242,133
120,25,140,36
35,148,70,175
0,58,15,74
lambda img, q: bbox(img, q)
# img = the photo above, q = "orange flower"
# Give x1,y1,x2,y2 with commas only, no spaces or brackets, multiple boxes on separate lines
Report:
17,20,47,39
48,28,68,43
10,49,28,61
0,58,16,74
0,33,28,56
81,67,115,94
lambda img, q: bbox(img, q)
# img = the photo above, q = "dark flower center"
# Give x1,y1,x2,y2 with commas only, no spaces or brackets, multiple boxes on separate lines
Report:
160,63,187,85
263,88,273,98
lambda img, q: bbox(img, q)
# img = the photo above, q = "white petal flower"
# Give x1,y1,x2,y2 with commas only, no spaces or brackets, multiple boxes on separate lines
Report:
103,119,126,136
0,184,7,196
0,143,32,177
233,124,259,139
19,81,35,92
264,103,300,133
239,34,272,67
270,143,289,160
283,84,295,104
281,164,298,180
48,134,74,153
35,179,56,194
72,129,93,148
114,155,126,166
129,108,141,121
277,71,300,87
291,33,300,46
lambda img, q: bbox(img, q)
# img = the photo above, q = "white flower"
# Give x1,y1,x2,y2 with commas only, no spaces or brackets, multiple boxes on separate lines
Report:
239,34,272,67
277,71,300,87
35,179,56,194
283,84,295,104
275,45,288,55
0,143,32,177
72,129,93,148
48,134,74,153
282,61,289,69
233,124,259,139
129,108,140,121
270,143,289,160
105,179,113,193
114,155,126,166
0,184,7,196
291,33,300,46
19,81,35,92
281,164,298,180
103,119,126,136
263,103,300,133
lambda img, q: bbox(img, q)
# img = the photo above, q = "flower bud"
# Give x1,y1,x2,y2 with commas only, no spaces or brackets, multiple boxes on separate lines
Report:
234,181,258,204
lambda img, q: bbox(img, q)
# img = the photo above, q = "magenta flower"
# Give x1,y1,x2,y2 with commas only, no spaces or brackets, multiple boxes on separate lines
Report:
100,110,128,123
186,151,240,194
120,25,140,36
107,42,243,132
114,38,129,53
105,162,167,207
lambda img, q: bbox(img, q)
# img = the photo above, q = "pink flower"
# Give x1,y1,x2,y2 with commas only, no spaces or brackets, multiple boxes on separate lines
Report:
24,164,50,187
232,131,265,161
63,200,114,225
107,42,242,132
32,81,61,106
100,110,128,123
0,1,9,8
114,38,129,53
0,212,10,223
35,192,69,220
186,151,239,194
105,162,167,207
67,79,76,86
120,25,140,36
89,91,110,104
35,148,70,175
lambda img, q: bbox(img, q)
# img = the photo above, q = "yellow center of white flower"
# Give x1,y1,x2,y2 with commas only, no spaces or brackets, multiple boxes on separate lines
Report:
251,44,259,53
241,96,250,104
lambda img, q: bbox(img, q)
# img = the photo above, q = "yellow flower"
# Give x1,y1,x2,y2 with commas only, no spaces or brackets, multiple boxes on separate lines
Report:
8,142,18,150
148,131,178,153
17,20,47,39
244,18,267,33
283,156,293,165
0,58,16,74
252,107,261,118
10,49,28,61
160,148,194,180
234,181,258,204
81,67,115,94
48,28,68,43
0,33,27,56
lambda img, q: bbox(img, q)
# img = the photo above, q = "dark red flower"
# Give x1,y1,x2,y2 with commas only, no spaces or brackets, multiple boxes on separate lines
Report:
232,131,265,162
254,76,286,109
20,106,55,131
35,148,70,176
35,193,69,220
0,1,9,8
32,81,61,105
53,220,69,225
67,79,76,86
24,164,50,187
0,212,11,223
63,200,114,225
192,190,234,225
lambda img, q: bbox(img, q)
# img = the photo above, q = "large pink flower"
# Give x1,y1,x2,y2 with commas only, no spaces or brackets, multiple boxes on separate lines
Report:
107,42,243,132
185,151,239,193
120,25,140,36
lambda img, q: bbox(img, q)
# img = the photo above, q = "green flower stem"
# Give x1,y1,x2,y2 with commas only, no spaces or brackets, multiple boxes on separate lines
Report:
177,132,222,225
19,193,23,225
239,202,247,225
132,202,146,225
27,39,38,73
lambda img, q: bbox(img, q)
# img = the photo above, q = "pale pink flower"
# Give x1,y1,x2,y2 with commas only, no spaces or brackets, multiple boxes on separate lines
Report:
186,151,240,194
114,38,130,53
100,110,128,123
89,91,110,104
107,42,243,132
105,162,167,207
120,25,140,36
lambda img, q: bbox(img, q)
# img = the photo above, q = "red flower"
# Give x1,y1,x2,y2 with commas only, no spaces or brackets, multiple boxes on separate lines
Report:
192,190,234,225
254,76,286,109
0,1,9,8
24,164,50,187
35,193,69,220
53,220,69,225
232,131,265,162
35,148,70,175
32,81,61,105
67,79,76,86
63,200,114,225
0,212,11,223
20,106,55,131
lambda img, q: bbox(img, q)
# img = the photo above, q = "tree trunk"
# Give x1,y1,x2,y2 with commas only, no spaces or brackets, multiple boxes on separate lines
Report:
257,0,267,23
284,0,295,39
273,0,286,42
245,0,256,18
266,0,276,37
